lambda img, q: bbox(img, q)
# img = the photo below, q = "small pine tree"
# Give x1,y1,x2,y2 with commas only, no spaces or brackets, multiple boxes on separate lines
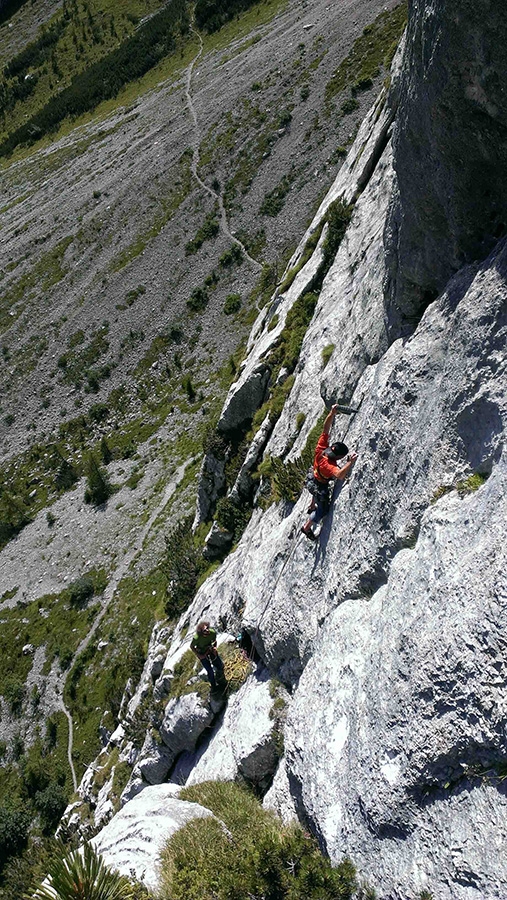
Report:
54,448,78,491
84,453,112,505
100,436,113,464
182,376,196,402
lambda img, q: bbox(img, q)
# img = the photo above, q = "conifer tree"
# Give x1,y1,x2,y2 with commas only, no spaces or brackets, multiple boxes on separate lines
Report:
84,452,111,505
100,436,113,464
54,447,78,491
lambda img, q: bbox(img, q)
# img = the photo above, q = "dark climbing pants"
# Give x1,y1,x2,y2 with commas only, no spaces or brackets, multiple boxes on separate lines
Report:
309,483,331,524
201,652,224,687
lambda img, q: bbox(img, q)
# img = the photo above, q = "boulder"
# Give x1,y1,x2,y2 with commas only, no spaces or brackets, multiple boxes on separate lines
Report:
192,451,226,530
217,363,270,435
229,414,273,503
92,784,214,893
186,670,281,792
134,730,175,785
203,521,233,560
159,692,215,755
263,757,298,824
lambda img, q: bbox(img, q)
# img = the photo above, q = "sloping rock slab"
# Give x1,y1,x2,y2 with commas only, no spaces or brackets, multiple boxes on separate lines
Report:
285,455,507,900
92,784,213,892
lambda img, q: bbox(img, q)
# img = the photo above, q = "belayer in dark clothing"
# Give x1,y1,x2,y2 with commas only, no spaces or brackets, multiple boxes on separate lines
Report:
301,404,357,541
190,620,225,687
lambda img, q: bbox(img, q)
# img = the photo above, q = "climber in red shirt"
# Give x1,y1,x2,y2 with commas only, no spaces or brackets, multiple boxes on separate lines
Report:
301,404,357,541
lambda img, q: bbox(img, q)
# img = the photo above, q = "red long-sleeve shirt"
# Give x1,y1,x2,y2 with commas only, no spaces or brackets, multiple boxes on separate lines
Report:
313,432,343,482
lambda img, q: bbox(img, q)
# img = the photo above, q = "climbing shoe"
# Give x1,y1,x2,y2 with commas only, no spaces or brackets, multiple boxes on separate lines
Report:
301,527,317,542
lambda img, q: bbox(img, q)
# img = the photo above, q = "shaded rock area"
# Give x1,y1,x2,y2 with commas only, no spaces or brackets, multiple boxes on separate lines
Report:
385,0,507,326
92,784,213,893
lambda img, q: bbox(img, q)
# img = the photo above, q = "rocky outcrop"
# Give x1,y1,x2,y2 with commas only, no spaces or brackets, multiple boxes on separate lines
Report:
193,451,226,530
92,784,213,893
217,362,271,435
385,0,507,327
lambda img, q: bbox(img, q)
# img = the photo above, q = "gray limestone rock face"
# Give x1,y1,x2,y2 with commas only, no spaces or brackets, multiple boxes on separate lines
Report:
134,730,175,786
126,622,172,722
159,691,216,755
263,757,298,825
229,414,273,503
92,784,213,893
203,520,233,560
217,363,270,435
385,0,507,326
185,670,281,792
178,237,505,684
285,454,507,900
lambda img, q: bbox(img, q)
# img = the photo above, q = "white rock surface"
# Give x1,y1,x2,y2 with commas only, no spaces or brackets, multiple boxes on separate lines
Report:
92,784,213,892
263,757,298,825
285,453,507,899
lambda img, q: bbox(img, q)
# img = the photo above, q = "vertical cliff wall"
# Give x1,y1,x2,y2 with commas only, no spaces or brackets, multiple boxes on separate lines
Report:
385,0,507,329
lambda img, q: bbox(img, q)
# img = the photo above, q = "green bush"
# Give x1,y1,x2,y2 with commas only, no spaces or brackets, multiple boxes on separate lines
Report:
100,437,113,464
160,781,357,900
202,426,228,460
260,173,293,217
319,200,354,278
219,245,244,268
3,677,26,716
0,805,30,873
341,97,359,115
185,210,220,255
215,496,251,542
67,574,94,607
53,449,78,491
182,375,196,402
187,286,209,313
34,783,68,834
223,293,242,315
0,492,32,547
